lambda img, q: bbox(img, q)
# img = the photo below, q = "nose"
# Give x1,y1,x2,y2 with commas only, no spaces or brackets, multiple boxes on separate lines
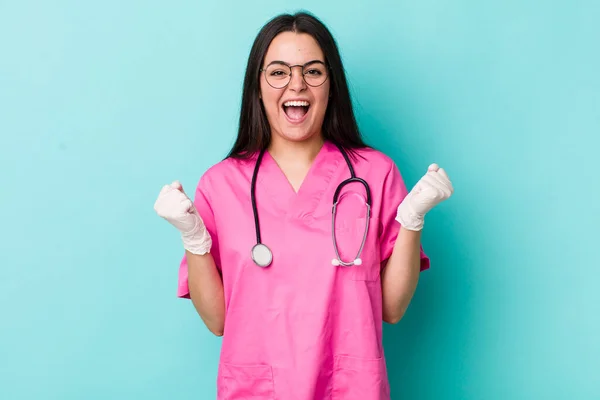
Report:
288,65,307,92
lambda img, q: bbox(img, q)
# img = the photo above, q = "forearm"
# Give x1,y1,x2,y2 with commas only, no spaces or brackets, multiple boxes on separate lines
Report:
381,227,422,324
186,250,225,336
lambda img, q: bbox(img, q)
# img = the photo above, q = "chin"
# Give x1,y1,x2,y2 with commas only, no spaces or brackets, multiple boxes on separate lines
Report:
277,115,325,140
277,127,320,143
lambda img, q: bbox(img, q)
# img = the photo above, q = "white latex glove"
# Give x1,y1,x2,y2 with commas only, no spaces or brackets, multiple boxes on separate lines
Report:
396,163,454,231
154,180,212,255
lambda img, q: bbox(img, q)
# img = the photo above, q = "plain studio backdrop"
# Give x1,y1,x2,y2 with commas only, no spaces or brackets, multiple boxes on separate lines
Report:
1,1,598,399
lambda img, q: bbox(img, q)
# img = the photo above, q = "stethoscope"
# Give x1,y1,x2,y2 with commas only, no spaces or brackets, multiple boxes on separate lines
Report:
250,143,372,268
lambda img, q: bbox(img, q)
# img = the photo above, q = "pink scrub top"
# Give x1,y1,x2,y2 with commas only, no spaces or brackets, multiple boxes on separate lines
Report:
177,141,430,400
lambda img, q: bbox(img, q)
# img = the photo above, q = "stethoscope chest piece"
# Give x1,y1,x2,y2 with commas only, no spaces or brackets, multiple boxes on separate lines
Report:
252,243,273,267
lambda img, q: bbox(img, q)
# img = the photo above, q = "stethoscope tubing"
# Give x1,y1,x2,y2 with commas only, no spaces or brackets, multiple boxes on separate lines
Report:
250,143,371,267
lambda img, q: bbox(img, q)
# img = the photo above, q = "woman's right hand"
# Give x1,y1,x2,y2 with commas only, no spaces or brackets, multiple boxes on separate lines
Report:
154,180,213,255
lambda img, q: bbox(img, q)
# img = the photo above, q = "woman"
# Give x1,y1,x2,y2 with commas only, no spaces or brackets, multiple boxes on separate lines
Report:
154,11,453,400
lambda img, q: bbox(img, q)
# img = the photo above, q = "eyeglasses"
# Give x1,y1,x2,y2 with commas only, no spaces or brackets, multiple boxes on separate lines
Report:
260,60,329,89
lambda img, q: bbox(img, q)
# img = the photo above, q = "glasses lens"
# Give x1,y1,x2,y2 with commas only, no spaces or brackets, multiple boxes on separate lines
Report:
265,63,291,88
303,62,328,87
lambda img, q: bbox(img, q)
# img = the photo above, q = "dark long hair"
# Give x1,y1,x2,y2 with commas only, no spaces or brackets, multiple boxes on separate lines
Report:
226,11,368,159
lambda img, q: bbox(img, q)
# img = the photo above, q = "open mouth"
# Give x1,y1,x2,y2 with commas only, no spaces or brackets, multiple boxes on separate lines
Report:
282,100,310,122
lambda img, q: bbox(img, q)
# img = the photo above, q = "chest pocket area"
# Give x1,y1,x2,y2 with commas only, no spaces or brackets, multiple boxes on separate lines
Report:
332,213,381,282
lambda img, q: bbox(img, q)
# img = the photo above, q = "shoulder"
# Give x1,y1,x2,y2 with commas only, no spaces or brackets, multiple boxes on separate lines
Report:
352,145,400,178
195,155,256,195
200,156,244,181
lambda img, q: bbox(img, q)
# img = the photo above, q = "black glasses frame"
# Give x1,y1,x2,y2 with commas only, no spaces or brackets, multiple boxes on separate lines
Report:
260,60,330,89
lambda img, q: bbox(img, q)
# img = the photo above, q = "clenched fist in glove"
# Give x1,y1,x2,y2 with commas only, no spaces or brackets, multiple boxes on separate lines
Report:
396,163,454,231
154,181,212,255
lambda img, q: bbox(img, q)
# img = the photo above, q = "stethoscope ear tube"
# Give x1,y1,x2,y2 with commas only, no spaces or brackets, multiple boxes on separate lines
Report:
331,201,371,266
250,149,273,267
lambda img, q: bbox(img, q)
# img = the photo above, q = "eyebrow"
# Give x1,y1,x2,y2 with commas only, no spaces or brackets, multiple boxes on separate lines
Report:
266,59,325,66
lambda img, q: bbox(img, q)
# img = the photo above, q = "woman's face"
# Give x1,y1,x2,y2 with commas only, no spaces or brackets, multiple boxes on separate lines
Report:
259,32,330,146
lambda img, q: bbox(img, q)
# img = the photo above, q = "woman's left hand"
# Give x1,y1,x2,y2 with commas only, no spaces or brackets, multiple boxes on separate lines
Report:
395,163,454,231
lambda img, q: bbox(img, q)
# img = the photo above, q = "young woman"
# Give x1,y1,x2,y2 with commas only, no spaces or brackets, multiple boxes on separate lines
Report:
154,11,453,400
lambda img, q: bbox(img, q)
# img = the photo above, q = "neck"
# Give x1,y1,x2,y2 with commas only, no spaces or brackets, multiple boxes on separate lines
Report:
268,135,325,165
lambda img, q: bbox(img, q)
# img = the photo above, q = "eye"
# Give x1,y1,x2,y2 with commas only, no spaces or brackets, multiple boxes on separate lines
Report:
306,69,322,76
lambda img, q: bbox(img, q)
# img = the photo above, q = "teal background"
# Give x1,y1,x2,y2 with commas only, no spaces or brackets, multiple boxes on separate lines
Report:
1,0,598,399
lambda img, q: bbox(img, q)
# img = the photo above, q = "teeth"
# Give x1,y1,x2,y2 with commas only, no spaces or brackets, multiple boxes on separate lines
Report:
284,100,310,107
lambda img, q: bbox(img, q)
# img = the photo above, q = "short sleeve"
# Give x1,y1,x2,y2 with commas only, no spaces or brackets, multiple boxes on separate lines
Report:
378,161,430,272
177,174,222,299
